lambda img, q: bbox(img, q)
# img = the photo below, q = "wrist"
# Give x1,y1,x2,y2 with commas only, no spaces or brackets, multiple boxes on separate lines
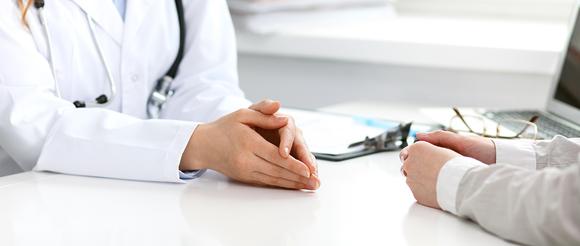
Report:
180,124,211,171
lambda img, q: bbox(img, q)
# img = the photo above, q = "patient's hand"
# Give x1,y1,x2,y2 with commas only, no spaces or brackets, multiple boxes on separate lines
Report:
415,130,496,164
400,141,460,209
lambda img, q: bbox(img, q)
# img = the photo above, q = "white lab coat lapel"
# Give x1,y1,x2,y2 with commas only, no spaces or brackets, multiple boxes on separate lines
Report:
124,0,155,38
67,0,124,45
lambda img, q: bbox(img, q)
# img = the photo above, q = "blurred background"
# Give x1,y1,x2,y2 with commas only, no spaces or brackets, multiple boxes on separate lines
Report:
227,0,576,110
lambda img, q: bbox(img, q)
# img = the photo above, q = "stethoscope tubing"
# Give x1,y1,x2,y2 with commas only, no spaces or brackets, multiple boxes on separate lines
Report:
37,3,116,107
86,13,117,107
34,0,184,116
37,5,62,98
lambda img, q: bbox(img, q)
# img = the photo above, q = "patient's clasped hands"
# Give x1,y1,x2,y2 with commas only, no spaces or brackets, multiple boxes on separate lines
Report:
180,100,320,190
400,131,496,209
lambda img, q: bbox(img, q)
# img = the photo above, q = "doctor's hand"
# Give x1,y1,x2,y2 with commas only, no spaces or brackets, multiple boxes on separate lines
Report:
400,141,461,209
248,100,318,178
180,108,320,190
416,131,496,164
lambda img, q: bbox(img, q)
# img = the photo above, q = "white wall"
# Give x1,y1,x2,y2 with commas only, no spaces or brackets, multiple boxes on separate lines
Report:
238,54,554,109
234,1,573,110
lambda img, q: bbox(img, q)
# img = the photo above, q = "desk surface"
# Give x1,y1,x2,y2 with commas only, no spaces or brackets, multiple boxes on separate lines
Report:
0,103,515,246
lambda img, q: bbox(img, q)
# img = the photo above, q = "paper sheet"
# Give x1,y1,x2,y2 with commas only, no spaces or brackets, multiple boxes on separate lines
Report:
281,108,398,155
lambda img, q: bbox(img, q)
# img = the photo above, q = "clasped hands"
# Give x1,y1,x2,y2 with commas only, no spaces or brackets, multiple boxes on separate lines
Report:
400,130,497,209
179,99,499,198
180,99,320,190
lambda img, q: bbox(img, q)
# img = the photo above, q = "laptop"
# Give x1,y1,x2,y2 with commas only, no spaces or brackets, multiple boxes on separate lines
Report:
482,7,580,139
427,7,580,140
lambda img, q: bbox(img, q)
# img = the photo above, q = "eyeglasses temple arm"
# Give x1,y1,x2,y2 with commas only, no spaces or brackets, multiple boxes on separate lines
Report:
452,107,476,133
513,115,539,138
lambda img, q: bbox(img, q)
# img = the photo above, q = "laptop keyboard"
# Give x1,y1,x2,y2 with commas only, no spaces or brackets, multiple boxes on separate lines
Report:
484,110,580,139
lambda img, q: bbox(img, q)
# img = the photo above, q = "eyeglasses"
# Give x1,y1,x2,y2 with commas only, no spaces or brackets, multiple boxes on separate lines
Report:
448,107,539,140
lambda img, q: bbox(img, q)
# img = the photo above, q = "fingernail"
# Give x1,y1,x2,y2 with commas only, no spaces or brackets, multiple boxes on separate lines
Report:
310,154,317,167
399,149,408,162
284,147,290,157
416,132,426,139
301,169,310,178
308,179,319,190
311,158,319,176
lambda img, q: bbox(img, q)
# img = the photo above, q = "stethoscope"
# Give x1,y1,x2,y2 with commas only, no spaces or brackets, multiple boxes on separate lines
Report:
33,0,185,119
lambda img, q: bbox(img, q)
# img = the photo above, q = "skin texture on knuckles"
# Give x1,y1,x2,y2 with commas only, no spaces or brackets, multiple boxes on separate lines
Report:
179,100,320,190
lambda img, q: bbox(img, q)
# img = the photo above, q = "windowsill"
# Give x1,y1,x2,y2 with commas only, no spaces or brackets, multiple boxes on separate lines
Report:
235,6,570,75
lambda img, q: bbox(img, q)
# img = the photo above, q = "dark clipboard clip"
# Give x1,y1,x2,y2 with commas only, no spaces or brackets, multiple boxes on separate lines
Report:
313,122,413,162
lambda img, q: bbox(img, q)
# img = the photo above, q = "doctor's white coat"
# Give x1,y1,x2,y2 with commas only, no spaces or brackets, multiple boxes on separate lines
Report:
0,0,250,181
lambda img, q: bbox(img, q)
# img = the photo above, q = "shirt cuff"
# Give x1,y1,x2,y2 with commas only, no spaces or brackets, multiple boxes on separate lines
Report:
179,169,207,180
436,156,487,215
493,139,536,170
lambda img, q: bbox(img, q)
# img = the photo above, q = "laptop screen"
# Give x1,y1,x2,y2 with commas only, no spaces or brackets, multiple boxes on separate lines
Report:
554,10,580,110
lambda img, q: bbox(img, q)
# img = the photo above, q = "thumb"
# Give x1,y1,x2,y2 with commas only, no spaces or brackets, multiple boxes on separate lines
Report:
237,109,288,130
249,99,281,115
416,130,462,149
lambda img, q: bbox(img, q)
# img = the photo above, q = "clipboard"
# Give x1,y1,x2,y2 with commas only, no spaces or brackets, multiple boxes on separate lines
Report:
314,148,385,162
313,122,412,161
281,108,444,162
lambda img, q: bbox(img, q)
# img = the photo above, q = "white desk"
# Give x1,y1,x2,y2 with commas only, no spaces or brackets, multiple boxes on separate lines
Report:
0,103,515,246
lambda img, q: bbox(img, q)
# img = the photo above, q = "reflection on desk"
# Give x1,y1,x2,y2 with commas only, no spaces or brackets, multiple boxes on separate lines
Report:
0,151,515,246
